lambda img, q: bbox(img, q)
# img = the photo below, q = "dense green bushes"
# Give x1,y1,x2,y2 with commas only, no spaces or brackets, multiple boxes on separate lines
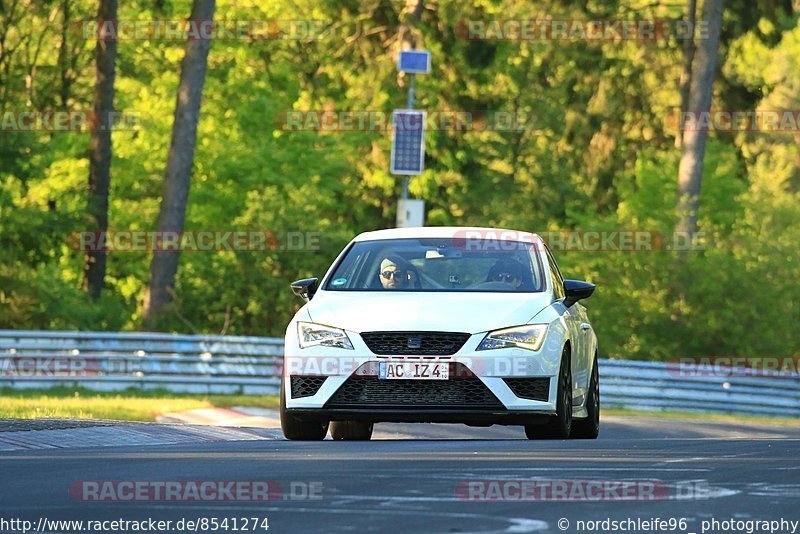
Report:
1,0,798,359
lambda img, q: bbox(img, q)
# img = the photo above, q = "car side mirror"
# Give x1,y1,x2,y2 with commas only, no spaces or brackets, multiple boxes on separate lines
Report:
563,279,595,308
291,278,318,301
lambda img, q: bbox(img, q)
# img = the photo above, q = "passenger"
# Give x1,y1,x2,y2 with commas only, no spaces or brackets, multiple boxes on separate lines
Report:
486,259,525,289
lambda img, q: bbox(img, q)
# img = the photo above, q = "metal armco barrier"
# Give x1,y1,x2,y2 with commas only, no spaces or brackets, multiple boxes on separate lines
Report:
1,330,798,417
0,330,283,395
601,359,800,418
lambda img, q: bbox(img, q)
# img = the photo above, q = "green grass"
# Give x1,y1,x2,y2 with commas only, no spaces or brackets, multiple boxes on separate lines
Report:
1,388,796,426
0,387,279,422
603,407,800,426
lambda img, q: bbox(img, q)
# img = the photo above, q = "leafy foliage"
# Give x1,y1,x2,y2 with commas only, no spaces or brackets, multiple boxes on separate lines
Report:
1,0,798,359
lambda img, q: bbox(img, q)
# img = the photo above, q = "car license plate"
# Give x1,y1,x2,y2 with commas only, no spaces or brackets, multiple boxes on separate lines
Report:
378,361,449,380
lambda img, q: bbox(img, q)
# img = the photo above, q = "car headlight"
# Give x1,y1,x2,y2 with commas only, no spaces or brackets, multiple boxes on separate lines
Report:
297,322,354,350
476,324,548,352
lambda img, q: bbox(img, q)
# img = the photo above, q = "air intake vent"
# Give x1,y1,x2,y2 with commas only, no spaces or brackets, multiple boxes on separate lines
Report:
290,376,327,399
360,331,470,355
503,377,550,402
326,363,503,409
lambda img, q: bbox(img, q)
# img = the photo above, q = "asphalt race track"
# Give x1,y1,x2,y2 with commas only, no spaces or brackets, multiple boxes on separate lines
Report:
0,416,798,534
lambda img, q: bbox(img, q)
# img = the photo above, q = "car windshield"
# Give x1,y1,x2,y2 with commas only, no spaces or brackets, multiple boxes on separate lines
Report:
324,238,545,292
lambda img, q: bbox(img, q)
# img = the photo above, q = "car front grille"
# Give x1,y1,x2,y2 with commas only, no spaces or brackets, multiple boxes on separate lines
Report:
325,363,504,409
290,376,327,399
360,331,471,356
503,377,550,401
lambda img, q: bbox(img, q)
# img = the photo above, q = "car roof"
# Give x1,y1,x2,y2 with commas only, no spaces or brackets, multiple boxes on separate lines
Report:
353,226,544,243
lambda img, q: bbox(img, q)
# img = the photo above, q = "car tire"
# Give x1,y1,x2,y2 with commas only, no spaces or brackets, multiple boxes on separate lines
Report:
525,346,572,440
571,352,600,439
330,420,374,441
280,376,329,440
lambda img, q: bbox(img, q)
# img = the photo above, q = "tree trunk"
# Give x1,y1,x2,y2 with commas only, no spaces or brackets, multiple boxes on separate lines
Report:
142,0,216,329
82,0,117,299
58,0,73,109
676,0,724,241
675,0,697,148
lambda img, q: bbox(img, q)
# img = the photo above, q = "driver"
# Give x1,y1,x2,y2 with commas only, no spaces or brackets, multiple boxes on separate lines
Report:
486,259,525,289
379,256,413,289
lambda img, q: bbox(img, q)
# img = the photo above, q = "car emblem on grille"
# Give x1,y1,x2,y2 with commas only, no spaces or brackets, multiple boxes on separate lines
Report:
407,337,422,349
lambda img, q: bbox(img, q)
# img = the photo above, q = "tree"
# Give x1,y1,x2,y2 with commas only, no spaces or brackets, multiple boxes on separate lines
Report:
676,0,725,240
142,0,216,329
82,0,118,299
675,0,697,148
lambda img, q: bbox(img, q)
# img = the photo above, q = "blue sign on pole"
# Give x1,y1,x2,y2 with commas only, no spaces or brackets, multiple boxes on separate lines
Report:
397,50,431,74
391,110,426,175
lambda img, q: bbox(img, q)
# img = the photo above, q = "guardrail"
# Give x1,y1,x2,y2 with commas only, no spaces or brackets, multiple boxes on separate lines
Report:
601,359,800,418
0,330,283,395
1,330,798,418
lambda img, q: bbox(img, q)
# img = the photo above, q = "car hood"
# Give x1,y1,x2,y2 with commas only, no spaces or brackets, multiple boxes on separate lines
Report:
306,290,551,334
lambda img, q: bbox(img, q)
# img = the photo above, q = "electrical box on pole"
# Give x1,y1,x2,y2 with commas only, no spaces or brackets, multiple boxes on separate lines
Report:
397,198,425,227
393,49,430,228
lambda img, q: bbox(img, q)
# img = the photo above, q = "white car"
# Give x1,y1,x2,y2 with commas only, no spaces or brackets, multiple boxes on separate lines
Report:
280,227,599,440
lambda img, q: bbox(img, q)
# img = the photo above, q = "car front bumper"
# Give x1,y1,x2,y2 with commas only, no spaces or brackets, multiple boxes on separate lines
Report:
283,323,568,423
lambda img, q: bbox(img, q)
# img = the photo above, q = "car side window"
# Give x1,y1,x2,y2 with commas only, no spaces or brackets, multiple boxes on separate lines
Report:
545,247,565,300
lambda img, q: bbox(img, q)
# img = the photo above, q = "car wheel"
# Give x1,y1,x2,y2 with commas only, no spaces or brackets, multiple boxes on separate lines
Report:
330,421,374,441
280,376,329,440
525,346,572,440
571,352,600,439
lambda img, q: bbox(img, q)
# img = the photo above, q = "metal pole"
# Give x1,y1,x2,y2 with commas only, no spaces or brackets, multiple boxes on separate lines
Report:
401,74,415,201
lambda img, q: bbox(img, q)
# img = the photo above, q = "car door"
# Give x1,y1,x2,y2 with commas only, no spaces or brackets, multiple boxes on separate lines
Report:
574,302,594,360
544,246,587,405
